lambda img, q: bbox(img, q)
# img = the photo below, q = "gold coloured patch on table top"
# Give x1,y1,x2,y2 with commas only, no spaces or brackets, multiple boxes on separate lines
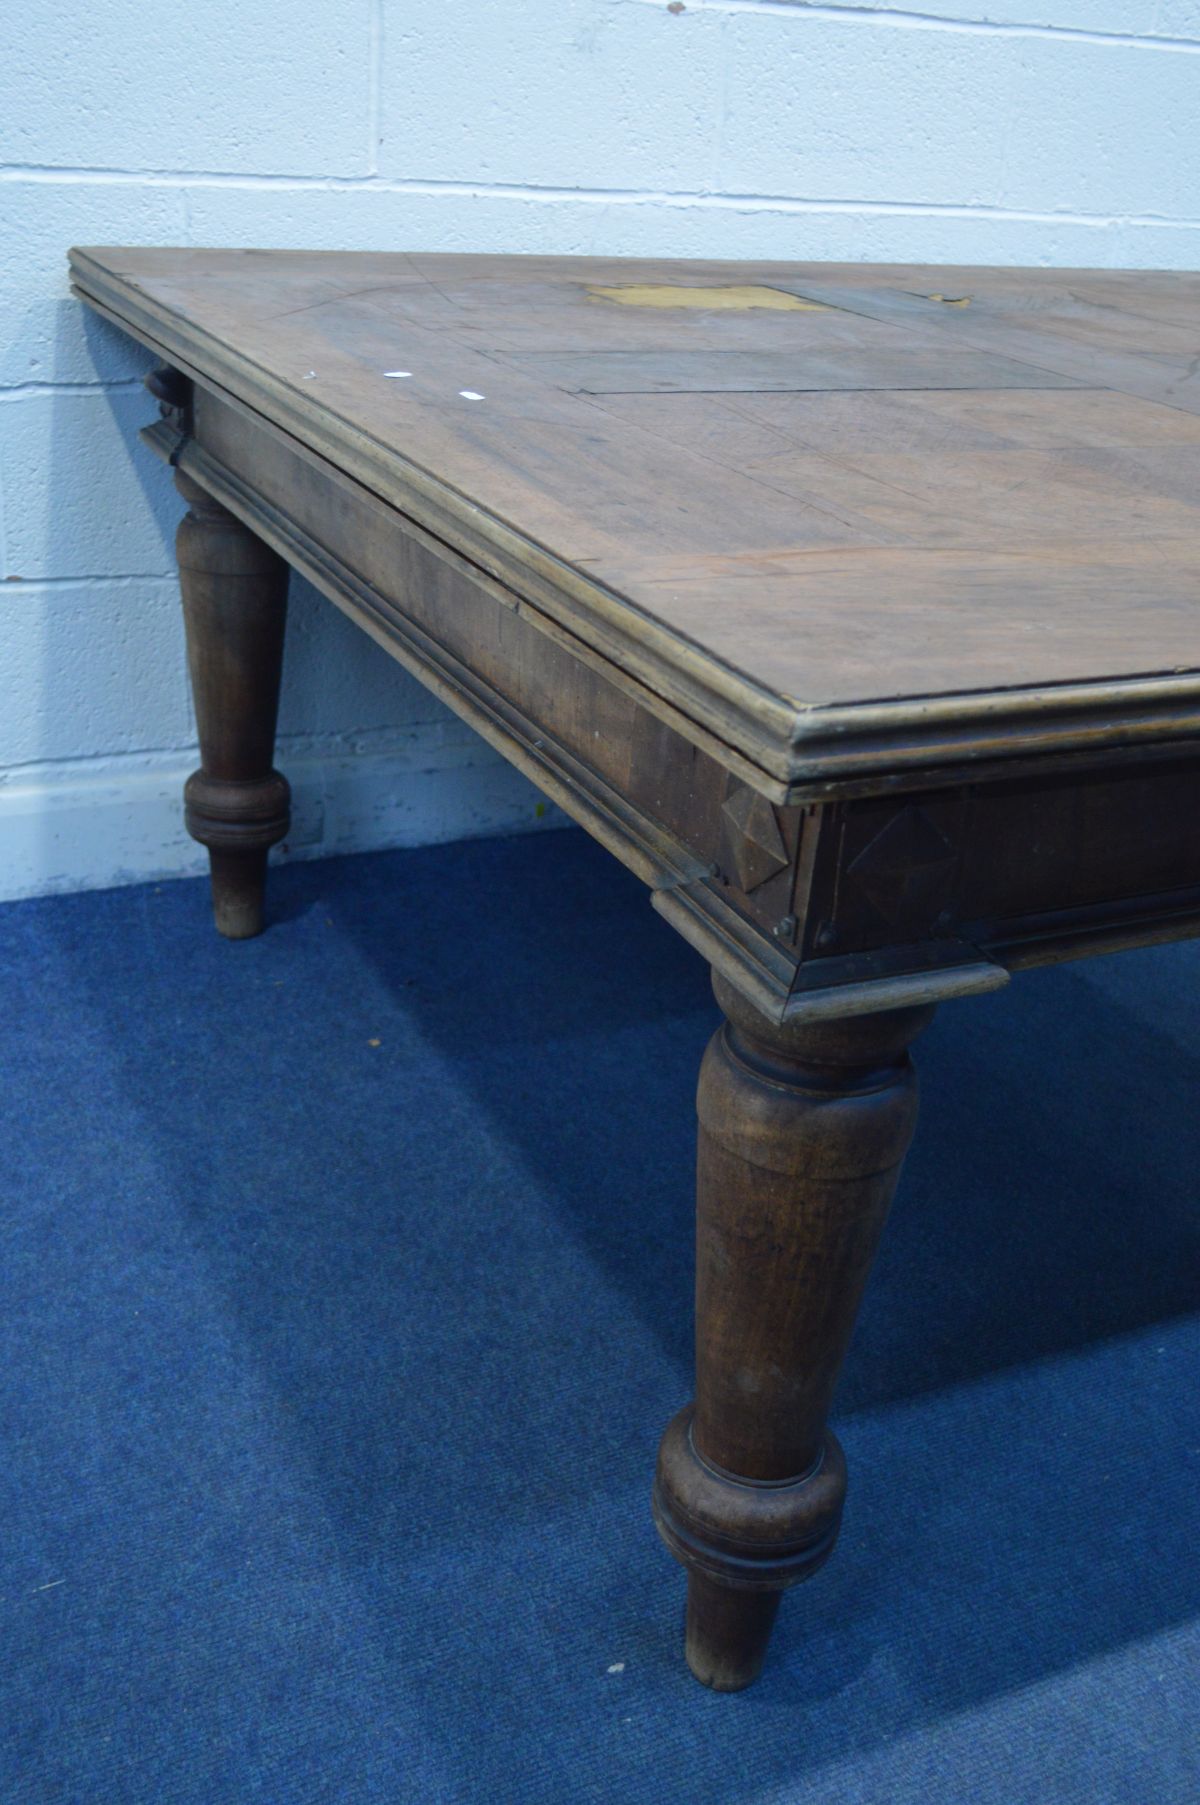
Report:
586,284,830,311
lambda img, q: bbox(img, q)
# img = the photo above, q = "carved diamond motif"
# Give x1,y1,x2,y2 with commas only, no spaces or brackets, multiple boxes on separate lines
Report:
720,785,790,893
848,807,957,927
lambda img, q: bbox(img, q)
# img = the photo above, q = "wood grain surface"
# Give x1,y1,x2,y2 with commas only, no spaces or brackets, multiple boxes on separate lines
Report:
70,250,1200,776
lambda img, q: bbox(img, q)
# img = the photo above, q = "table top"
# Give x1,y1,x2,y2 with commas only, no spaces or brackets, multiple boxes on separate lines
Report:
71,248,1200,784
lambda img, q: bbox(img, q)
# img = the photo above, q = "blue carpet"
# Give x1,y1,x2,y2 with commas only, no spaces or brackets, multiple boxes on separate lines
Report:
2,828,1198,1804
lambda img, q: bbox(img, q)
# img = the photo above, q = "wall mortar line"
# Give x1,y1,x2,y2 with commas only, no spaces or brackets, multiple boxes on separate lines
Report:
622,0,1200,54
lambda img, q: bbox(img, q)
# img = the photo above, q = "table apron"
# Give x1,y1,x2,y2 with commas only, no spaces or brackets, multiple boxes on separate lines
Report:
157,389,1200,1025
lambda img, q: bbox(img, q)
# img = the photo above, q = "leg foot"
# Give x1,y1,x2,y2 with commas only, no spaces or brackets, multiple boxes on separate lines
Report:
204,845,270,941
685,1574,780,1693
174,469,290,939
654,972,933,1689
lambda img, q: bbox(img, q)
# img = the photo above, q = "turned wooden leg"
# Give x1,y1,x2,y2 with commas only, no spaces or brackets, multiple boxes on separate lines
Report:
175,470,290,939
653,972,933,1690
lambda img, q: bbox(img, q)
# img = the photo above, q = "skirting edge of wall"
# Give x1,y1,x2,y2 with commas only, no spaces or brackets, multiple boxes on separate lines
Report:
0,737,566,903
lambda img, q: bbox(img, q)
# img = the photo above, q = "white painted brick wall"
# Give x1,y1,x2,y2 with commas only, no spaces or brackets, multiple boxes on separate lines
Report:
2,0,1198,900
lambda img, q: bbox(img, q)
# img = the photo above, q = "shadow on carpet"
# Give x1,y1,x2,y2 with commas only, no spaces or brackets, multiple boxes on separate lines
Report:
2,828,1198,1804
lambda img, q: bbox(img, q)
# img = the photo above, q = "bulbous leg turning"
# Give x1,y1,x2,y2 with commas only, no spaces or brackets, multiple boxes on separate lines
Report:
653,972,933,1690
175,470,290,939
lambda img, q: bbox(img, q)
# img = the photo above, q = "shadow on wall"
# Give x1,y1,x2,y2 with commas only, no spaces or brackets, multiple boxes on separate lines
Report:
7,305,564,901
12,307,189,895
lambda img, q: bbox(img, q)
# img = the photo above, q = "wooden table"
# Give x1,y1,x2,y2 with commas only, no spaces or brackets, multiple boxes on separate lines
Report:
70,249,1200,1690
